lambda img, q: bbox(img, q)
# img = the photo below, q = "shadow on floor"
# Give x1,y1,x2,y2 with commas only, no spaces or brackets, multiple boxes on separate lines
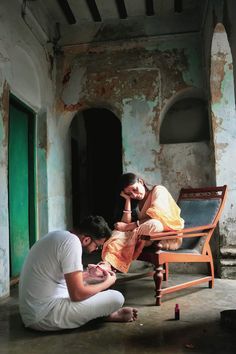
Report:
1,276,236,354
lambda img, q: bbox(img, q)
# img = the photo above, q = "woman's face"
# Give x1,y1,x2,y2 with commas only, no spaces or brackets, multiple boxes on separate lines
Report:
123,180,146,200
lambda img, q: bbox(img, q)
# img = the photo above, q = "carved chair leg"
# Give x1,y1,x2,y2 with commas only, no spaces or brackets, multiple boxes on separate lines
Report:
206,246,214,288
208,259,214,288
163,262,169,281
154,264,163,305
153,241,164,305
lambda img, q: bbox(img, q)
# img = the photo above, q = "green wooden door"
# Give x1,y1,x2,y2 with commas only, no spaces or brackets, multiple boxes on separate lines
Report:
8,97,36,278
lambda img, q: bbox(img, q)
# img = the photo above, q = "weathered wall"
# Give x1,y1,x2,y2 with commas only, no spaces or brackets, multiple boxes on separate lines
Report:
59,33,212,195
1,1,235,301
0,0,54,298
203,0,236,278
57,33,213,273
211,23,236,278
223,0,236,105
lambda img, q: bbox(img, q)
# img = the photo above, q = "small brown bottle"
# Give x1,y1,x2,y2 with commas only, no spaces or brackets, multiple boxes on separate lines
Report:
175,304,180,320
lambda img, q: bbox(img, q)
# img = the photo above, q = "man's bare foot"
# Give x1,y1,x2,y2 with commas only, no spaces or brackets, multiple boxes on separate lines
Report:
106,307,138,322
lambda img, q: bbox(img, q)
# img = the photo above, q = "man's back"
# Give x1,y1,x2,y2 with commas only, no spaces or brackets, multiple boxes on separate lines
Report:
19,230,83,327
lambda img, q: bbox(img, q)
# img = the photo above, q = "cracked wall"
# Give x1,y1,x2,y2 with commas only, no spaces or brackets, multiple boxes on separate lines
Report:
210,23,236,278
0,0,54,298
57,33,213,273
59,33,212,201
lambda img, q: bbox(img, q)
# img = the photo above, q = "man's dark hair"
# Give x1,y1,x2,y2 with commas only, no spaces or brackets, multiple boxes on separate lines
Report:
77,215,112,240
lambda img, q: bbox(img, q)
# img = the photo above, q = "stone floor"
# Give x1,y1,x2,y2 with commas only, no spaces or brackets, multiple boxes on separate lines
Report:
1,268,236,354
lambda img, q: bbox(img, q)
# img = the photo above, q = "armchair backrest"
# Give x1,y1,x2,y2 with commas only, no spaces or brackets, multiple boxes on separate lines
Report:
177,186,227,249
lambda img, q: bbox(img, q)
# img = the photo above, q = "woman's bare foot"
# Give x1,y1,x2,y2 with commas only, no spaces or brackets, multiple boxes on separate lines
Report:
97,261,112,272
87,261,112,278
106,307,138,322
114,222,137,232
87,264,104,278
84,262,114,284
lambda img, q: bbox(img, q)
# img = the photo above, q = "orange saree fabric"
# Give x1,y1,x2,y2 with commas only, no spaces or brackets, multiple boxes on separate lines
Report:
102,185,184,273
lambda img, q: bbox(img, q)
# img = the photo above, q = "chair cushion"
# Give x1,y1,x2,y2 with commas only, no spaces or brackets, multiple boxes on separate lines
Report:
177,198,221,249
178,198,221,227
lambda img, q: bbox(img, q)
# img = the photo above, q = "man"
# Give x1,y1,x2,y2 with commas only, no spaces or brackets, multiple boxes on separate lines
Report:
19,215,138,331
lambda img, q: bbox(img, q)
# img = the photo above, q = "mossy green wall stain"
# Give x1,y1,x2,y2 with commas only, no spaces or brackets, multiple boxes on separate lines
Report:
221,67,235,105
156,36,203,88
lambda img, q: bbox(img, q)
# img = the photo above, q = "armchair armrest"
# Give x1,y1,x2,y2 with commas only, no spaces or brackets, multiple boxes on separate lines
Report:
140,223,215,241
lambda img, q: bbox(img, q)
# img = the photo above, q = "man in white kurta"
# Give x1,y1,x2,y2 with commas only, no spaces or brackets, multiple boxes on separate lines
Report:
19,216,138,331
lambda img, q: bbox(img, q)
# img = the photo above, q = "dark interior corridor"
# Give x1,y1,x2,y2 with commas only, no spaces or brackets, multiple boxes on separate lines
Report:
71,108,122,228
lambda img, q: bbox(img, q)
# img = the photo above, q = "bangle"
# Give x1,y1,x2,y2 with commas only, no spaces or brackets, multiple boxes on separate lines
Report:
123,210,132,213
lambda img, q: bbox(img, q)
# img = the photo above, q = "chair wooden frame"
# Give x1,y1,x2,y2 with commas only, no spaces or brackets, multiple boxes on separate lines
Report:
138,185,228,306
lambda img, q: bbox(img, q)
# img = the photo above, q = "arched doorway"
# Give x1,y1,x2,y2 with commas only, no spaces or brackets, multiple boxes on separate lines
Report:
70,108,122,228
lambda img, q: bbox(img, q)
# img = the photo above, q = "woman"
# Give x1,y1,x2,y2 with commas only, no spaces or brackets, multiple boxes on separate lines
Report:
101,172,184,273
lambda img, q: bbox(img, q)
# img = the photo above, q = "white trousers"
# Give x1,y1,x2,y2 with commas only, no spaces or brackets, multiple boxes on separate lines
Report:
30,289,124,331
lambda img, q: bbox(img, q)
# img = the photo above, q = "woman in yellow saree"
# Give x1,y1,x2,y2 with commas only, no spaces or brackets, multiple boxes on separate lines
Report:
101,172,184,273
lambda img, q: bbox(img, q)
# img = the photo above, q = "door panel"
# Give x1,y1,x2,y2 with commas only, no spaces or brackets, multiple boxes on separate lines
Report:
8,98,35,278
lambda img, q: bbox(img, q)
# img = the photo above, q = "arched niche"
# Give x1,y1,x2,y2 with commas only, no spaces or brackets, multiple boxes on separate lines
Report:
160,89,210,144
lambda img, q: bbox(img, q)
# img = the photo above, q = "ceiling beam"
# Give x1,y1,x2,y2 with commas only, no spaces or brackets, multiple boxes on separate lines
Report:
174,0,183,13
86,0,102,22
57,0,76,24
115,0,127,19
145,0,154,16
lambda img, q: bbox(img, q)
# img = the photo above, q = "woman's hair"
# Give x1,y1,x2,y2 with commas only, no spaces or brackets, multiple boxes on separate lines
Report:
119,172,151,192
119,172,139,191
77,215,112,240
113,172,152,223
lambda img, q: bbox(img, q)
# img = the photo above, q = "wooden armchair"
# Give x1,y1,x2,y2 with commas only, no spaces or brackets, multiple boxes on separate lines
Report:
138,185,228,306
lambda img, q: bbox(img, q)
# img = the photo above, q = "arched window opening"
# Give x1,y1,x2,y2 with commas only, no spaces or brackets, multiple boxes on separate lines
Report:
160,97,210,144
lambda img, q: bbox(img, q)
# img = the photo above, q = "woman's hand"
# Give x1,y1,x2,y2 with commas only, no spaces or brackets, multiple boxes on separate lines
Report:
120,191,130,200
120,191,132,223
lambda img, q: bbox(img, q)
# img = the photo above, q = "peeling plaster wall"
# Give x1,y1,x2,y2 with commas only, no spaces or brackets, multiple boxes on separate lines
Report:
0,0,54,298
211,23,236,278
202,1,236,279
223,0,236,105
59,33,211,197
46,111,74,230
0,82,9,297
58,33,213,273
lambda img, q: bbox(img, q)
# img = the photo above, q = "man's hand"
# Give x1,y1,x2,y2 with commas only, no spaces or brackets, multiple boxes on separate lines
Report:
102,270,117,288
65,268,116,302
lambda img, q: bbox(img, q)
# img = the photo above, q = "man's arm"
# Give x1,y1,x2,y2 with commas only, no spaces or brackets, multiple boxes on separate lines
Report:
64,269,116,302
